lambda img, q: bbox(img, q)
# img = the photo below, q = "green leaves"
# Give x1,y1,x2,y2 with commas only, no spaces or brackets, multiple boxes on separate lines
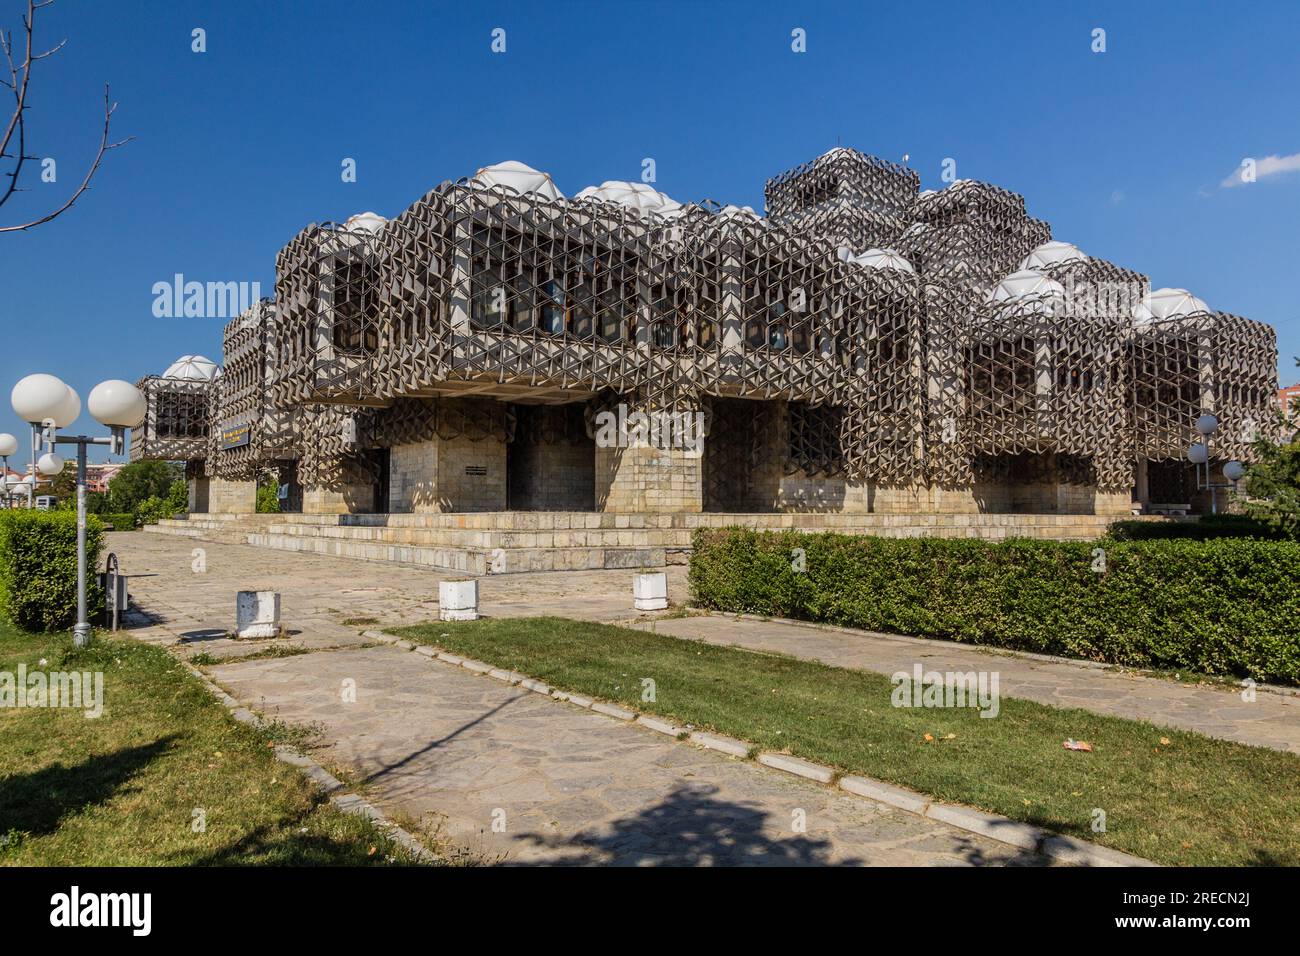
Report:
690,528,1300,684
0,511,104,632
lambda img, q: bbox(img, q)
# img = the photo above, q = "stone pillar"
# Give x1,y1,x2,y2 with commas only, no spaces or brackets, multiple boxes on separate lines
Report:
388,434,507,513
596,444,703,513
207,478,256,514
187,476,210,513
302,483,372,515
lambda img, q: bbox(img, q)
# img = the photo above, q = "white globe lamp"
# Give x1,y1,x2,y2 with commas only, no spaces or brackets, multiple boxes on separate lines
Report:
1194,414,1219,437
1187,443,1209,465
37,452,64,476
89,379,147,428
11,373,72,425
0,432,16,457
1223,460,1247,482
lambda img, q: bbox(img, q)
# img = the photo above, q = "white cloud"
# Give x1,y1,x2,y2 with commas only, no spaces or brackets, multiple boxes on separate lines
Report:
1220,152,1300,188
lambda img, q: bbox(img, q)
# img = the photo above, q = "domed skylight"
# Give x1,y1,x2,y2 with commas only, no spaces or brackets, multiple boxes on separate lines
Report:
988,269,1066,304
1020,241,1087,270
1133,288,1211,324
574,181,683,218
471,160,563,200
163,355,219,382
839,247,915,273
344,211,388,234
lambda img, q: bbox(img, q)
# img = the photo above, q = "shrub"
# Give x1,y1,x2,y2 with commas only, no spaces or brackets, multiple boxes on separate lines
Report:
689,528,1300,684
0,510,104,632
256,479,280,514
133,496,177,526
1106,514,1292,541
100,512,137,531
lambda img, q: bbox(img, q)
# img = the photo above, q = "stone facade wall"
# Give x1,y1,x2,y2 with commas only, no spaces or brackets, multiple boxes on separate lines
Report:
303,482,372,515
387,434,507,513
597,444,703,513
509,435,595,511
207,477,256,514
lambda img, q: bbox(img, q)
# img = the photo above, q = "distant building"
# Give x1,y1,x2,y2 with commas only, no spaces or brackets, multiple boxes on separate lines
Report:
1277,384,1300,440
86,462,126,493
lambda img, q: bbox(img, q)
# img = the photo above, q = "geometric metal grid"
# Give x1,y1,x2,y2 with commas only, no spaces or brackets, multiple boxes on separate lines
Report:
134,146,1280,506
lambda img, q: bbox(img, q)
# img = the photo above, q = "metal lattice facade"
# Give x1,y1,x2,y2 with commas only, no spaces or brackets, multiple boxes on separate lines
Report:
134,147,1279,513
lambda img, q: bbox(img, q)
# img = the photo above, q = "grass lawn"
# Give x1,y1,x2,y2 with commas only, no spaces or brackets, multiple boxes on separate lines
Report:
397,616,1300,867
0,622,426,865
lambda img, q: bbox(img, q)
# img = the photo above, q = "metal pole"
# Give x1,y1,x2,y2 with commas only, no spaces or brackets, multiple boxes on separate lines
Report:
73,440,89,647
28,424,36,508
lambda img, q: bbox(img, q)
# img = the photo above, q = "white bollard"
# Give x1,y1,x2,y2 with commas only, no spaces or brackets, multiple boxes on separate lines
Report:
236,590,281,639
439,579,479,622
633,571,668,611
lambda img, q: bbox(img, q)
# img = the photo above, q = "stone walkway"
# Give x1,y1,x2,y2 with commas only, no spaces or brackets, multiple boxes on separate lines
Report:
110,529,1296,865
112,532,1046,865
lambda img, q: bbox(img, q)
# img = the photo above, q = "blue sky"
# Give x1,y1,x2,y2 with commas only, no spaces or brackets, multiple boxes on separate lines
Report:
2,0,1298,462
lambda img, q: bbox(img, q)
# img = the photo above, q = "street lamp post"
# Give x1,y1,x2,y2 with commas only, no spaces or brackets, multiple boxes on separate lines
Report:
1186,414,1246,516
10,375,145,647
0,432,16,507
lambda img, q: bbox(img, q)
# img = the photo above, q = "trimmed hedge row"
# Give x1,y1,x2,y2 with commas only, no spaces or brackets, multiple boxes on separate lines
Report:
100,512,138,531
0,511,104,632
1107,514,1293,541
689,528,1300,684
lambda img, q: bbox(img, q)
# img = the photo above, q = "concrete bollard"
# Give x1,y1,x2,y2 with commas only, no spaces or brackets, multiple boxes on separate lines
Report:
439,579,479,622
236,590,281,638
633,572,668,611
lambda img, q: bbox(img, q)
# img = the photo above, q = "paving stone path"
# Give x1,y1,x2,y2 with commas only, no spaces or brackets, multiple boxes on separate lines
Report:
112,530,1296,864
113,532,1045,865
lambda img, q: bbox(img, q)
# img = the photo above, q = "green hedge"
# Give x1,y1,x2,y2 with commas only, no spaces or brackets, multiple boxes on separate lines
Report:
689,529,1300,684
100,512,137,531
1107,514,1293,541
0,511,104,632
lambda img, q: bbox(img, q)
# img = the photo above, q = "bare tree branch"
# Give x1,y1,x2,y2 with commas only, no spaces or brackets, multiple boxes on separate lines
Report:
0,0,129,232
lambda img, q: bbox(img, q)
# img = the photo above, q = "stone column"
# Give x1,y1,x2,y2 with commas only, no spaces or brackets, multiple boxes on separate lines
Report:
207,478,257,514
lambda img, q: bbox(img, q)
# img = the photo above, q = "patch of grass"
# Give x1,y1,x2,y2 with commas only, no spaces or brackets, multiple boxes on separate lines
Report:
397,616,1300,867
254,718,327,751
341,616,379,627
0,623,431,865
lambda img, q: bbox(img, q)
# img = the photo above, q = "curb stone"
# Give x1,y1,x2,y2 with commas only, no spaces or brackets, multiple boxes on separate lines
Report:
373,631,1155,868
758,752,835,783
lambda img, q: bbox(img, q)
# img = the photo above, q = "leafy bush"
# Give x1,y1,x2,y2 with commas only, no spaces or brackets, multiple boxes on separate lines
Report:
0,510,104,632
107,460,183,513
1106,514,1292,541
100,512,137,531
256,479,280,514
133,496,176,526
689,528,1300,684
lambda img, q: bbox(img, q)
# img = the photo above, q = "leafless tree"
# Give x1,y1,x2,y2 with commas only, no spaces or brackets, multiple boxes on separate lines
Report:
0,0,129,233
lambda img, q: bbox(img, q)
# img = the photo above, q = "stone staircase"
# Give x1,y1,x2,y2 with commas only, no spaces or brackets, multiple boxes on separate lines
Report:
143,510,1144,574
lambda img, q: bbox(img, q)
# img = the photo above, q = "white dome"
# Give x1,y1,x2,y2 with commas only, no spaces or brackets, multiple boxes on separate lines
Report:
163,355,219,382
574,181,683,218
344,211,387,234
839,247,915,273
1020,240,1088,270
716,204,762,222
1133,287,1211,324
472,160,563,200
989,269,1066,303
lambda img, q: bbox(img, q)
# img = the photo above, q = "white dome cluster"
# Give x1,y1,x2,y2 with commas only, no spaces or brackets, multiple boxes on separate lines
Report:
988,269,1066,304
471,160,564,200
163,355,220,382
1020,240,1088,270
1132,287,1211,324
344,211,388,234
837,246,915,273
574,181,684,219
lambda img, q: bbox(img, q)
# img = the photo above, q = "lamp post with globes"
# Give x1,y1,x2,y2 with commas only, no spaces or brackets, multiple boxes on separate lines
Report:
10,375,146,646
0,432,17,506
1186,413,1246,516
